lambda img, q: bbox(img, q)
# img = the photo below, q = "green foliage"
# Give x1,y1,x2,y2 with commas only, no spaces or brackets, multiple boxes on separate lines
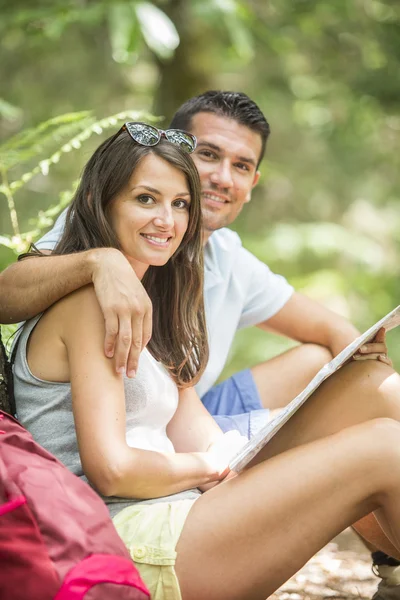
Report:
0,111,92,171
1,1,181,64
0,323,19,358
0,108,157,254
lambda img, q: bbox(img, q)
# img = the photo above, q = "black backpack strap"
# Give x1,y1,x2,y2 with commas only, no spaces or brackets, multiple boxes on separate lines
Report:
0,331,17,417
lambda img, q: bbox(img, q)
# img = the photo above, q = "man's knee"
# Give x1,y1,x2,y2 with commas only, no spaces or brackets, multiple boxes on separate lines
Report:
300,343,332,372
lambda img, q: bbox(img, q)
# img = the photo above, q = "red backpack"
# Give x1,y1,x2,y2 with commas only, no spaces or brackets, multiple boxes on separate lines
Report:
0,410,150,600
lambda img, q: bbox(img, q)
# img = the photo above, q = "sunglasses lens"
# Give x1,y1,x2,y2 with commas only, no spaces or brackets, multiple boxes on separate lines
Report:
165,130,196,153
126,123,159,146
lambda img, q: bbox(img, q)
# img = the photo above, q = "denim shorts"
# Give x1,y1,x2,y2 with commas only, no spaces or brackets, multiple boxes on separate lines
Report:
201,368,270,439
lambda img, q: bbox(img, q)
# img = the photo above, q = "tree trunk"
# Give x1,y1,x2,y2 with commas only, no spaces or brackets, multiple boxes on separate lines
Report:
152,0,214,124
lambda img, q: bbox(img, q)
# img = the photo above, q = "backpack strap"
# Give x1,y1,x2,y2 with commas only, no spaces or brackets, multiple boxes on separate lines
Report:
0,330,16,417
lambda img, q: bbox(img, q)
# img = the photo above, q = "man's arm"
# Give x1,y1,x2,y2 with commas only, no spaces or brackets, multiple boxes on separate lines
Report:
0,248,152,376
259,291,360,357
0,250,95,323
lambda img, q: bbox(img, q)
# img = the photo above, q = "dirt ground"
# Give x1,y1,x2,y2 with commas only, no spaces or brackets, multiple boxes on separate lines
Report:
270,529,378,600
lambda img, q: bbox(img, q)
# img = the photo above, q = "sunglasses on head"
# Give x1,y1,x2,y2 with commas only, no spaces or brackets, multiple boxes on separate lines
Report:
106,121,197,154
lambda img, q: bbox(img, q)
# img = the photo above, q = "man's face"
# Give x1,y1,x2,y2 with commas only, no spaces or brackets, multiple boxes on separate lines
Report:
189,112,262,238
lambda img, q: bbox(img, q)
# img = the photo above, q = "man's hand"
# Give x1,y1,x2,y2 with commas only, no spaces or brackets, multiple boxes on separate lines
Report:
353,327,392,367
91,248,152,377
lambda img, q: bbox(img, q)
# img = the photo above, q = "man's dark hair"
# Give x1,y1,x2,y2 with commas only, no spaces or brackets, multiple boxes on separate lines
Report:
169,90,271,166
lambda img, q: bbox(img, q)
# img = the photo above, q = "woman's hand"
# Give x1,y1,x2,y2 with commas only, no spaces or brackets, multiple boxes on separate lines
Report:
352,327,392,367
198,431,248,491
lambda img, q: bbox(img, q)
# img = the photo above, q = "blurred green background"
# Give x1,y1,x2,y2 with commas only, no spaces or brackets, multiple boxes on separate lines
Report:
1,0,400,376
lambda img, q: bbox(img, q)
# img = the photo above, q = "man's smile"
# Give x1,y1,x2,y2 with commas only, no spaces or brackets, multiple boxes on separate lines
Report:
203,191,230,206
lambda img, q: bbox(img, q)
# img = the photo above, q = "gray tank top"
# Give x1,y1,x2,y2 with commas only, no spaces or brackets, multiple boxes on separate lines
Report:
13,315,201,517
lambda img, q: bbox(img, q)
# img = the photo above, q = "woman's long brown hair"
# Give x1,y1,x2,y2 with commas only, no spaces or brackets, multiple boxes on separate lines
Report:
24,133,208,388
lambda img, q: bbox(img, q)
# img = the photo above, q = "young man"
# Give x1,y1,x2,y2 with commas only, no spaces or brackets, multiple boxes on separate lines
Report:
0,91,398,597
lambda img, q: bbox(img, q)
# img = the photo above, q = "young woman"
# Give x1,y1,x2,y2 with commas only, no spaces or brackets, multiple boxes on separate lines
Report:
13,123,400,600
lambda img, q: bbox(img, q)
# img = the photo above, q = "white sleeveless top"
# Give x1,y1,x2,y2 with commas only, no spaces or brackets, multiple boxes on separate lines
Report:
124,348,178,453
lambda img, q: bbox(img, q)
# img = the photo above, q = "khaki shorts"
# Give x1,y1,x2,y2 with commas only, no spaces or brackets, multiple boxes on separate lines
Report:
113,499,197,600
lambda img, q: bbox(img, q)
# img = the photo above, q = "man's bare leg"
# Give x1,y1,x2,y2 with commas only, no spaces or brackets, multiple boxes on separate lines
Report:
251,343,332,409
353,514,398,556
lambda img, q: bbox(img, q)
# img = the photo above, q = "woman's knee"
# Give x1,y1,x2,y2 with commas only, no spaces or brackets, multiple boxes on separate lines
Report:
345,358,395,383
335,419,400,487
341,360,400,402
361,418,400,459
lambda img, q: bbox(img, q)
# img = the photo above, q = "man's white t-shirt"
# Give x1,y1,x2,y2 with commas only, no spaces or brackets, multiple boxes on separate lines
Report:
35,211,294,397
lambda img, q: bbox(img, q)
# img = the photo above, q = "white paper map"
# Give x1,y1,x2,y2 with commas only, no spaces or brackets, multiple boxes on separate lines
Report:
229,304,400,473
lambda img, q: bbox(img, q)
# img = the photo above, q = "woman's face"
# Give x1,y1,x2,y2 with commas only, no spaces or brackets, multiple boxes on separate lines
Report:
110,153,191,278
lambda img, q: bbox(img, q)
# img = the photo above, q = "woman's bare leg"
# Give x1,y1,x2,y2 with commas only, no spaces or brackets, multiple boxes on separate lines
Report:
175,419,400,600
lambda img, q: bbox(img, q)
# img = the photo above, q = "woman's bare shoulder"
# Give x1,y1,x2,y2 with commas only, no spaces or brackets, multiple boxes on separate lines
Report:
39,284,104,343
26,287,101,382
51,283,98,315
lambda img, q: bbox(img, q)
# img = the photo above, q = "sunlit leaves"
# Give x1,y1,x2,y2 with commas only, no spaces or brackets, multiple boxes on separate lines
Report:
214,0,254,61
108,2,141,64
135,2,179,60
108,1,181,63
0,3,105,40
0,99,23,121
0,112,92,171
0,108,157,246
0,108,155,175
1,1,180,63
192,0,254,61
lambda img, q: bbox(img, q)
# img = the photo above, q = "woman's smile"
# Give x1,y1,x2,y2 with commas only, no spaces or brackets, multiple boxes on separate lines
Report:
110,153,191,278
140,232,173,247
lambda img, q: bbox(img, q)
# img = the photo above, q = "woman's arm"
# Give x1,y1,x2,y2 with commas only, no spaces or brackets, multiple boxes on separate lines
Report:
167,387,247,491
61,286,225,499
167,386,225,453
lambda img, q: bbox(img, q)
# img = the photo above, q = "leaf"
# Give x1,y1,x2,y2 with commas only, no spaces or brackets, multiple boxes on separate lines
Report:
214,0,255,61
2,108,159,193
0,111,92,152
0,324,19,354
223,12,254,61
27,183,77,234
0,235,14,249
135,2,180,59
0,98,23,121
0,119,94,170
0,3,106,38
108,2,140,64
